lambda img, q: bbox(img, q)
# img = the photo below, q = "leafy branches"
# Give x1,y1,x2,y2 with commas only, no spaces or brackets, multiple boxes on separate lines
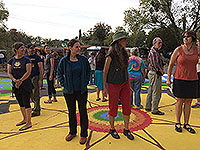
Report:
124,0,200,44
0,1,9,29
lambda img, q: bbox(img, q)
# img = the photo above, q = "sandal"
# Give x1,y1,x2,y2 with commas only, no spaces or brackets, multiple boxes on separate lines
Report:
109,128,120,139
96,98,101,101
123,129,134,140
44,100,52,103
16,121,26,126
52,99,58,102
183,124,196,134
102,99,108,102
175,123,182,132
19,124,32,131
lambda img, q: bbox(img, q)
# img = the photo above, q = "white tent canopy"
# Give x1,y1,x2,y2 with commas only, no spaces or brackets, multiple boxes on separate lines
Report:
0,53,4,58
87,46,101,50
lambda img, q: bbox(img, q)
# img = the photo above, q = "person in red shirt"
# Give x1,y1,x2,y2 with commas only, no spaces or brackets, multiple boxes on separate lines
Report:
167,30,200,134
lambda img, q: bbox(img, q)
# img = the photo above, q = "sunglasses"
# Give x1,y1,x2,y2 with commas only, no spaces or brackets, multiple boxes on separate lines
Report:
183,36,191,38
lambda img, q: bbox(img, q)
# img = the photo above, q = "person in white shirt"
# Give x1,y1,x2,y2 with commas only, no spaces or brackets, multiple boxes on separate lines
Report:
88,52,95,84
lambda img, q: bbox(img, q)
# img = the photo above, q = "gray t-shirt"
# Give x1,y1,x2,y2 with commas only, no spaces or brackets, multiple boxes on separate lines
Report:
46,53,54,74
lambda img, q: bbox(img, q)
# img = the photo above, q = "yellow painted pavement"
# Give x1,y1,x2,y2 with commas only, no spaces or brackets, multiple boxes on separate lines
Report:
0,85,200,150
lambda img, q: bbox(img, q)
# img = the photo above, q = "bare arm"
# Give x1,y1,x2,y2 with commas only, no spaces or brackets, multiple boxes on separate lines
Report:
166,47,179,87
198,46,200,56
141,68,146,80
49,57,54,81
103,56,112,97
38,61,43,87
7,64,17,83
43,56,46,77
197,46,200,63
198,59,200,64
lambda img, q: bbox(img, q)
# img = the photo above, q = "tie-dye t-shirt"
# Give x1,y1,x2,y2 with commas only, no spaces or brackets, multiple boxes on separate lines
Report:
128,56,146,80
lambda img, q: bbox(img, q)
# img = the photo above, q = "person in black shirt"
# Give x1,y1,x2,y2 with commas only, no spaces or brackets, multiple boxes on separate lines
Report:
95,47,108,102
103,31,134,140
36,50,45,90
25,43,43,117
7,42,33,131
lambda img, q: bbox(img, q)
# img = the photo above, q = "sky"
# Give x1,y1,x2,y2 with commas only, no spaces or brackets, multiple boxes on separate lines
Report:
4,0,139,40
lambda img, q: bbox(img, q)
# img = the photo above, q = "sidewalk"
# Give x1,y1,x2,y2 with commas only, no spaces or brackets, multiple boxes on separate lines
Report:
0,71,8,78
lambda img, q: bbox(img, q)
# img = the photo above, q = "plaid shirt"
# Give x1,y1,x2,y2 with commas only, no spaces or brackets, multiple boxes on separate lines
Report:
147,47,163,72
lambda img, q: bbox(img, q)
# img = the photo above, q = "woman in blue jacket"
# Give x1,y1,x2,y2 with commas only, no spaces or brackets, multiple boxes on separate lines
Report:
57,39,90,145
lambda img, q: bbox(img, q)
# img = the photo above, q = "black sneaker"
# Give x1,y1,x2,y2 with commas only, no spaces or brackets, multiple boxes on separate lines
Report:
123,129,134,140
31,112,40,117
152,110,165,115
109,129,120,139
118,99,122,105
145,108,151,112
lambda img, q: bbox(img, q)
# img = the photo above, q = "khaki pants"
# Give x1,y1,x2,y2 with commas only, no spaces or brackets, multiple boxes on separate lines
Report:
145,71,162,113
31,75,40,112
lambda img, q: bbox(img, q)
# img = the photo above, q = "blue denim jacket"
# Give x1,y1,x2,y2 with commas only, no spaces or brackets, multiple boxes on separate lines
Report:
57,55,91,94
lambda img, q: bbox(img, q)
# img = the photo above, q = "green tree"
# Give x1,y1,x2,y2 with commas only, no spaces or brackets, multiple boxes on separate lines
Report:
114,26,126,32
124,0,200,45
147,26,180,58
127,31,146,47
104,32,114,46
0,1,10,59
81,23,112,46
110,26,146,48
0,1,9,29
80,32,90,45
0,27,9,49
92,22,112,46
104,26,125,46
5,30,33,60
9,31,32,45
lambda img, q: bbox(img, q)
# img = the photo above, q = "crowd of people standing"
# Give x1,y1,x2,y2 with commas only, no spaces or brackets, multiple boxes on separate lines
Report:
6,29,200,144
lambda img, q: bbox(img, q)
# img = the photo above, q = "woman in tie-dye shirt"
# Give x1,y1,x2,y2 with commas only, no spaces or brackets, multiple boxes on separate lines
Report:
128,48,146,109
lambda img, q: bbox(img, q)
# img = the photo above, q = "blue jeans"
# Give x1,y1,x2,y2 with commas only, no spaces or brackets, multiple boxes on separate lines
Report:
130,79,142,106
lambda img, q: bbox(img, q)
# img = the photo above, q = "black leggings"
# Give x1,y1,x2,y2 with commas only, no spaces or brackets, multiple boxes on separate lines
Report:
64,91,88,137
46,73,56,98
14,88,31,108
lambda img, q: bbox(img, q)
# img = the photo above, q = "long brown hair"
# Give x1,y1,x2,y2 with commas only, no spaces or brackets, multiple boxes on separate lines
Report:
110,42,129,69
96,47,106,62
